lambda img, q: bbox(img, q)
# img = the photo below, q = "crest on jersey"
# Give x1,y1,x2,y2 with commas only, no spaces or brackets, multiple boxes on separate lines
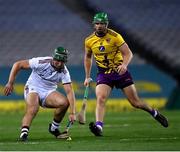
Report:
99,46,105,52
106,38,111,43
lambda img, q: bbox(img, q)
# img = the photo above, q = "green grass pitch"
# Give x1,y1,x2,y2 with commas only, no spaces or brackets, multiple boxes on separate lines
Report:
0,110,180,151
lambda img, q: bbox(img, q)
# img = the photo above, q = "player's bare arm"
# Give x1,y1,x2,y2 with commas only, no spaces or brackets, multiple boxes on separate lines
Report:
117,43,133,75
63,83,76,122
84,50,93,86
4,60,30,96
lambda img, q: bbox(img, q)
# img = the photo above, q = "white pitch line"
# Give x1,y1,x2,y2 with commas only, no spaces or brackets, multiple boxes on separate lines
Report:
105,124,130,127
0,141,57,145
119,137,178,141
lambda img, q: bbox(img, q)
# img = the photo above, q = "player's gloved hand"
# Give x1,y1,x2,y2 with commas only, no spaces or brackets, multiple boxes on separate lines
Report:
69,113,76,124
4,82,14,96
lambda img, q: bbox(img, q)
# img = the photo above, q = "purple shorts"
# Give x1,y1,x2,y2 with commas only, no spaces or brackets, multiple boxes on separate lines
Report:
96,71,134,89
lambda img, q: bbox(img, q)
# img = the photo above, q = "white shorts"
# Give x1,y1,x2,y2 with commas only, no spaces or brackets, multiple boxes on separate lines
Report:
24,85,55,107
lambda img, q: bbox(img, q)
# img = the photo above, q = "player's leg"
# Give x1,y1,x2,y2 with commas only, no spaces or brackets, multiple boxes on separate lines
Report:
123,84,152,111
122,84,168,127
89,84,111,136
45,91,69,137
96,84,111,124
20,92,40,141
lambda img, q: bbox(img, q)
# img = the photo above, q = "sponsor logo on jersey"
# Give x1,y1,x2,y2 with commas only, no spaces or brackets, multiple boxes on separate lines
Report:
99,46,105,52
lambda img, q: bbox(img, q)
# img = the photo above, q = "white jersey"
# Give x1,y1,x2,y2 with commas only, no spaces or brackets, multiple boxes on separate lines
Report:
26,56,71,91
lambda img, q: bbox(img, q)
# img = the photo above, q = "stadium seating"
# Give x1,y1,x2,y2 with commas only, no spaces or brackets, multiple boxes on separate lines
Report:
84,0,180,69
0,0,91,66
2,0,180,67
0,0,146,66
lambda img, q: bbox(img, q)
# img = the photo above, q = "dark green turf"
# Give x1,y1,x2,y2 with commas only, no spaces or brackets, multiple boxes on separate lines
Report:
0,110,180,151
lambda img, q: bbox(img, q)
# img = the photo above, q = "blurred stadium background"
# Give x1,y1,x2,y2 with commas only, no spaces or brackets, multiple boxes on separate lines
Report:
0,0,180,111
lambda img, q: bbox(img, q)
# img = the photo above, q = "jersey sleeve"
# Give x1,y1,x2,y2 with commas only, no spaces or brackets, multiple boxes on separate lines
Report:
61,66,72,84
115,33,125,47
29,57,39,70
85,38,91,52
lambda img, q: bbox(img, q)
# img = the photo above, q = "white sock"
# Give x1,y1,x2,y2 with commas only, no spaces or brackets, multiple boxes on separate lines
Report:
153,110,158,117
96,125,103,131
51,120,59,131
20,127,29,138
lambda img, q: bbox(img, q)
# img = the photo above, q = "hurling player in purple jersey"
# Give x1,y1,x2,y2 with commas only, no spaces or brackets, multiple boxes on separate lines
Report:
84,12,168,136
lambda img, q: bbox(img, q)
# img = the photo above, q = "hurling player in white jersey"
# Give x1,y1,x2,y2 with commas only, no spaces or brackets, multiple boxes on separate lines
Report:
4,46,76,141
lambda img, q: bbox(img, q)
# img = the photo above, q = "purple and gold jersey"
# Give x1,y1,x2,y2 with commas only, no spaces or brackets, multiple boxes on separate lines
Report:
85,28,125,73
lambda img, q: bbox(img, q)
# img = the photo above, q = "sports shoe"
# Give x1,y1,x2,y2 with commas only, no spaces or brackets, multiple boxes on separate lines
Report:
154,111,168,128
56,131,69,139
49,124,61,137
89,122,103,136
19,133,28,142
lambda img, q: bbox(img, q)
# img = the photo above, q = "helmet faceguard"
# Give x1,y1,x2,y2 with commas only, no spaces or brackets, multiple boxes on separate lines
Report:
52,46,68,63
92,12,109,25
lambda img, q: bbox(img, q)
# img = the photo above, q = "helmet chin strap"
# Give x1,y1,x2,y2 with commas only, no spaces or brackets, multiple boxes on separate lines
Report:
95,31,106,37
51,61,64,72
95,29,107,37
